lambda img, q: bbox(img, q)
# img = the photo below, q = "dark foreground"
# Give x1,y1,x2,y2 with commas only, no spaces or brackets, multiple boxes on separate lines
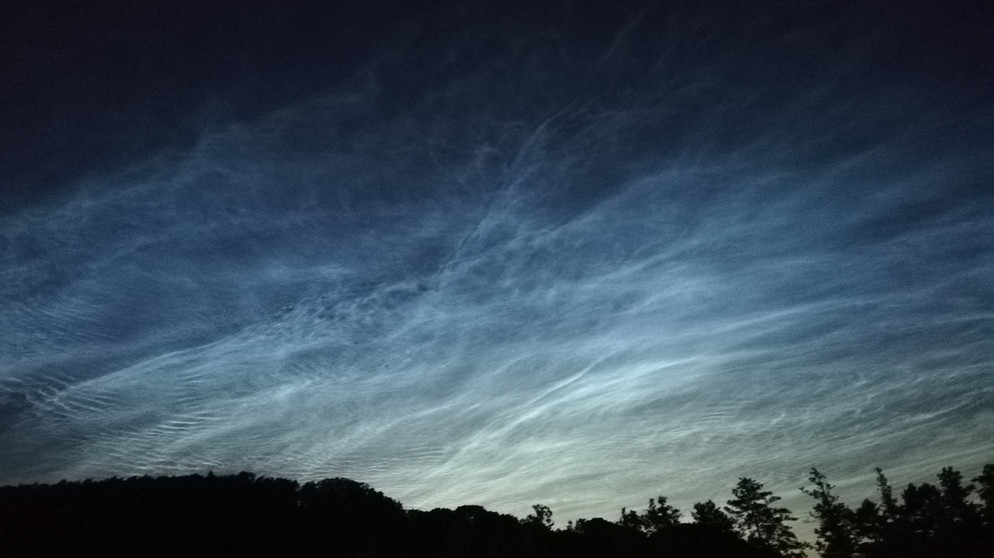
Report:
2,464,993,557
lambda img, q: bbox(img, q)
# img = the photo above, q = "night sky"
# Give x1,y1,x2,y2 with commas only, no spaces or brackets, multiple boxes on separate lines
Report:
2,0,992,533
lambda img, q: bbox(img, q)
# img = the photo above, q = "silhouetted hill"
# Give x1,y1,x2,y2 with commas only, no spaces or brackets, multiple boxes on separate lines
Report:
1,464,992,557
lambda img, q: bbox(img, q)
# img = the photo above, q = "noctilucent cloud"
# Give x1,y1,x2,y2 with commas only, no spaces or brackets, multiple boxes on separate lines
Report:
1,0,991,531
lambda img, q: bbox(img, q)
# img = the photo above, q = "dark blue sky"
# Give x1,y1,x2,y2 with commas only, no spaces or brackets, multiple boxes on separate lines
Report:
1,0,992,534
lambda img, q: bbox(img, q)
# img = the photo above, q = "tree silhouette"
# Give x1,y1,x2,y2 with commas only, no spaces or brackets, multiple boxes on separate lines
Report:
297,477,406,556
850,497,881,554
975,464,994,524
691,500,735,533
642,496,681,534
809,465,994,558
570,517,646,557
800,467,856,557
875,467,899,522
521,503,554,530
2,463,993,557
618,495,681,535
618,506,643,531
936,466,975,521
725,477,808,558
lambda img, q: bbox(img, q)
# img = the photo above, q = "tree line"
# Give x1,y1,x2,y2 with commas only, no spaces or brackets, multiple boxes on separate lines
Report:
1,463,992,557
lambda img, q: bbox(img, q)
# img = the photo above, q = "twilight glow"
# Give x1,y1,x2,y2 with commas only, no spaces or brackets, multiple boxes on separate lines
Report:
1,0,991,530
